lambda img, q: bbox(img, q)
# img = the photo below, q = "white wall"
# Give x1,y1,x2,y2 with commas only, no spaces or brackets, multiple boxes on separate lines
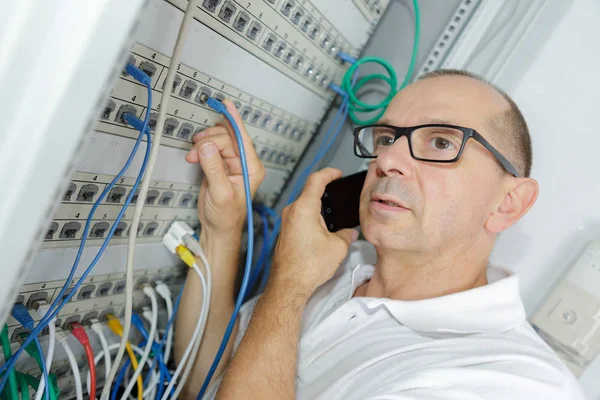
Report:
489,0,600,397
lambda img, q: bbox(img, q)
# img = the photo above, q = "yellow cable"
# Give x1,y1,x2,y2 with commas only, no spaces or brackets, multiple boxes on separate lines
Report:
106,314,144,400
176,245,196,268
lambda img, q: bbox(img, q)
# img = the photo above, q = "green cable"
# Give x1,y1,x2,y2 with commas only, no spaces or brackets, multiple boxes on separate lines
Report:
22,339,57,400
16,372,29,400
0,326,19,400
341,0,421,124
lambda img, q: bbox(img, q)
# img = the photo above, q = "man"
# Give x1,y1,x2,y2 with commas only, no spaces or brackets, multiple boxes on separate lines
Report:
176,70,585,399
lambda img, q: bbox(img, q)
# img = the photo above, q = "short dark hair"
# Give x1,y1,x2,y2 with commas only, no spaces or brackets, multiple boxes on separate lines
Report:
419,69,532,177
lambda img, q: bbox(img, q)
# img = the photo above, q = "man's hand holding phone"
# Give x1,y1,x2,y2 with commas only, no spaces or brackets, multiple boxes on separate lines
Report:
269,168,359,301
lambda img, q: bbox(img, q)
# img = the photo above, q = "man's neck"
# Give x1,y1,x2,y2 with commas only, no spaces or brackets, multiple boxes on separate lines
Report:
353,244,490,301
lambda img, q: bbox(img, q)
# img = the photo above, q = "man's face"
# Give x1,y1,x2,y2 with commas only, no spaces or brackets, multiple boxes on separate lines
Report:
359,76,511,253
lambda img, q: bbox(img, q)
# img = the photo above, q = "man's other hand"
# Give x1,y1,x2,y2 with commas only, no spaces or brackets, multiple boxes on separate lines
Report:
270,168,359,299
185,99,265,236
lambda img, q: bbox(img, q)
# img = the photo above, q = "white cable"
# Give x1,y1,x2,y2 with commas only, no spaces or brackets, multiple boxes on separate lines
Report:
171,247,212,400
120,286,159,400
155,281,174,363
87,343,159,398
58,331,83,400
35,304,56,400
90,318,112,382
100,1,202,398
161,262,210,400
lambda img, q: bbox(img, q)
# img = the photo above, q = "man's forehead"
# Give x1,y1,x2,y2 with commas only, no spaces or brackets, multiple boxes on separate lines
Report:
380,75,510,128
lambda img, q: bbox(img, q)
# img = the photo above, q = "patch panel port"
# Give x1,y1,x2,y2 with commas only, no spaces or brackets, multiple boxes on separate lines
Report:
78,284,95,300
112,281,126,295
62,315,81,330
135,277,149,290
77,184,99,202
301,17,312,33
107,186,126,203
164,118,179,136
293,56,304,70
281,0,295,16
90,222,110,238
177,123,194,140
159,191,174,206
144,222,159,236
179,80,198,99
45,222,59,240
283,48,296,64
63,182,77,201
59,222,81,239
240,106,252,121
145,190,159,205
246,21,262,40
162,74,181,93
113,222,127,237
274,41,286,58
214,92,226,102
102,100,116,120
115,104,137,124
96,282,113,297
262,33,277,52
138,61,157,78
202,0,222,13
127,223,144,237
291,7,304,24
219,1,236,22
26,292,48,309
250,110,262,124
195,87,212,104
309,25,320,40
82,311,99,325
233,11,250,32
179,193,194,207
148,112,158,132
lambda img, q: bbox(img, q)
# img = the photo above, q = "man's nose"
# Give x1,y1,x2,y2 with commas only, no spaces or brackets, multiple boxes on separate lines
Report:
374,136,415,179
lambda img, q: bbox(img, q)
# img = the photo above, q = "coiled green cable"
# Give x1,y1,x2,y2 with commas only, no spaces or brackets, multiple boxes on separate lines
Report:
0,325,18,400
341,0,421,124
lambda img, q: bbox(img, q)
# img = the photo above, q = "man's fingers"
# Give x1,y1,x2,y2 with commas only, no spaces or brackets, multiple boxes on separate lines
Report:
301,168,343,200
221,99,261,167
186,133,237,163
192,125,229,144
196,142,233,203
335,228,360,247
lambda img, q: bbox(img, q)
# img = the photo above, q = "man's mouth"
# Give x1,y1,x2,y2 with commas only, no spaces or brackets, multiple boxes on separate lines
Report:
371,195,408,209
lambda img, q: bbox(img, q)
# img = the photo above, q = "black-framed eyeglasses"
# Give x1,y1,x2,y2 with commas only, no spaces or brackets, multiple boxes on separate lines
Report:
353,124,519,177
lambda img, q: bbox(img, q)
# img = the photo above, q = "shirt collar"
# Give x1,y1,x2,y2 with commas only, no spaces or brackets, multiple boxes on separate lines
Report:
348,263,526,334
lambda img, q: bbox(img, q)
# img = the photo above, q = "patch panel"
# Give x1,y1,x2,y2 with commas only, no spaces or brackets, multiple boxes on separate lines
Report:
99,44,317,158
166,0,344,99
353,0,390,24
97,43,317,175
45,172,199,248
267,0,361,64
4,267,185,343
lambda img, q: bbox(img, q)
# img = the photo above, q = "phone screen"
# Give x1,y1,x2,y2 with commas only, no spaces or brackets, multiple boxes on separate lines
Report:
321,170,367,232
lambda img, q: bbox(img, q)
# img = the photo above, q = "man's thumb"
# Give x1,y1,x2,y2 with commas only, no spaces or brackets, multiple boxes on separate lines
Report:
335,228,360,246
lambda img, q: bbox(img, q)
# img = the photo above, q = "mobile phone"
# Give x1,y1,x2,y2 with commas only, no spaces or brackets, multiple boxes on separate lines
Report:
321,170,367,232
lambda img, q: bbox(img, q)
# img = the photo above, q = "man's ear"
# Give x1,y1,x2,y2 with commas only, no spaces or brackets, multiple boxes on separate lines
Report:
485,178,539,233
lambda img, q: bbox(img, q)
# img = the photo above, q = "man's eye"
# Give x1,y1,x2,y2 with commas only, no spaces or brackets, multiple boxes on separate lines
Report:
375,135,394,147
430,137,456,150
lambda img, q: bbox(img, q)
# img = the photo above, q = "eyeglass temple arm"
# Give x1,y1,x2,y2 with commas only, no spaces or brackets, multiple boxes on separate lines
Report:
472,131,520,177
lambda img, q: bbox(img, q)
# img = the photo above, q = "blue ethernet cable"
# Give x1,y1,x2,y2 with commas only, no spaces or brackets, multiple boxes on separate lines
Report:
11,304,49,400
244,207,270,301
196,98,254,399
256,73,357,295
111,359,131,400
0,65,153,392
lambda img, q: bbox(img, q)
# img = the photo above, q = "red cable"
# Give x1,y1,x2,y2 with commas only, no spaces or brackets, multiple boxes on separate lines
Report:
71,322,97,399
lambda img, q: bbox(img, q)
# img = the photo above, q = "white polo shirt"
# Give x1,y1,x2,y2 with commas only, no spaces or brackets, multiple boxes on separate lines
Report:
208,241,585,399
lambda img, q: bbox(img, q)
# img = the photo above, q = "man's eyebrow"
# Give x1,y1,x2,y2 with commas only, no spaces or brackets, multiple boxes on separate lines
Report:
376,117,458,126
